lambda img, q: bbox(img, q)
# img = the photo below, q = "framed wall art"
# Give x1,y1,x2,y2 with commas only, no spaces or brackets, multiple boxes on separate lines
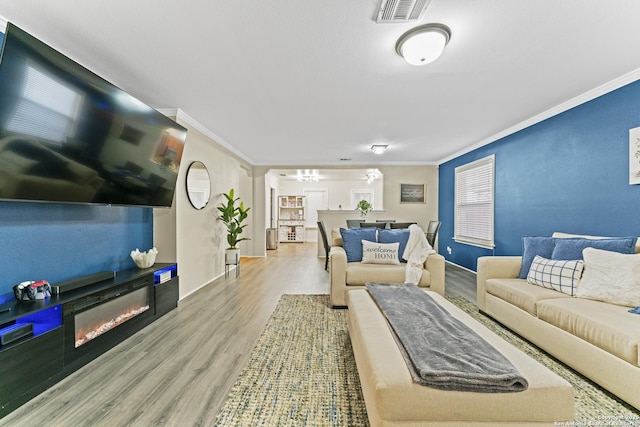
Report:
400,183,425,204
630,127,640,185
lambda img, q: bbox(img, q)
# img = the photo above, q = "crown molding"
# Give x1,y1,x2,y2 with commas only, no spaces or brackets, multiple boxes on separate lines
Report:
438,68,640,165
157,108,255,165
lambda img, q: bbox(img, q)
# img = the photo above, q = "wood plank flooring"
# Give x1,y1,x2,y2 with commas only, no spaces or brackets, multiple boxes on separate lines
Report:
445,262,477,304
1,243,476,427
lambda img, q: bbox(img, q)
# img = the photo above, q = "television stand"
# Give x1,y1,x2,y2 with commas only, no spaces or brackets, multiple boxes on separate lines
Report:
0,263,178,418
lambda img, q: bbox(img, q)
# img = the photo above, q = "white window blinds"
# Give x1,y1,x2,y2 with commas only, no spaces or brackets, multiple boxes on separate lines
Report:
454,155,495,248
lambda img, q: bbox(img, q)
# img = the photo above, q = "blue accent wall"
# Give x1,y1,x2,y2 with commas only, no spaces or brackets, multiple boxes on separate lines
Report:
0,202,153,303
439,79,640,271
0,31,153,303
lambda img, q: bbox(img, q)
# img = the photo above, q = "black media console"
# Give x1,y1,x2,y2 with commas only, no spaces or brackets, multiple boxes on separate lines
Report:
0,263,178,418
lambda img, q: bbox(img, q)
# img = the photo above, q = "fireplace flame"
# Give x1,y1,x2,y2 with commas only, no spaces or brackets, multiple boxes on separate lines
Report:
75,304,150,348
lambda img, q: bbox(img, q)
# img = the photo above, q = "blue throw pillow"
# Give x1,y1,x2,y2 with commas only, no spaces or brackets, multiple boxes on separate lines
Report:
339,227,377,262
378,229,410,263
551,237,638,260
518,236,555,279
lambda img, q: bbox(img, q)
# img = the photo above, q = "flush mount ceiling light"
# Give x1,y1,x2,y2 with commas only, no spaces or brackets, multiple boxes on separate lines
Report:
396,23,451,66
371,144,388,155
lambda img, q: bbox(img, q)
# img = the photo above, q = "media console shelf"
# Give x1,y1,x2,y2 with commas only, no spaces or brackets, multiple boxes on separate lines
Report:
0,263,178,418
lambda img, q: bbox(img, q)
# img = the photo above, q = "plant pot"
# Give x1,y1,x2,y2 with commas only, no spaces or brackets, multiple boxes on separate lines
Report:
225,248,240,265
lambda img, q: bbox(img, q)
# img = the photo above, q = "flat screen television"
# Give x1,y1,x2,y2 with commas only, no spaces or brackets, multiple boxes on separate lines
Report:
0,23,187,207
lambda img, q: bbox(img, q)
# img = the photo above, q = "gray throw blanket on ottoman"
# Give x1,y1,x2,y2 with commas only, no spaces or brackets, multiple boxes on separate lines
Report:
366,283,528,393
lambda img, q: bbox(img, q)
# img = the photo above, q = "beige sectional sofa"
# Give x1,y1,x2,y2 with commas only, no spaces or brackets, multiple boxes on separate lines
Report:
477,235,640,411
329,227,445,307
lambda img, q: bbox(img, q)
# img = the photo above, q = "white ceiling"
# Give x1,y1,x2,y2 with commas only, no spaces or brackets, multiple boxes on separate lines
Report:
1,1,640,166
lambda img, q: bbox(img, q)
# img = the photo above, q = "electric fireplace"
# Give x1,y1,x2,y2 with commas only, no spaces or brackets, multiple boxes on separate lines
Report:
74,286,150,348
63,274,154,369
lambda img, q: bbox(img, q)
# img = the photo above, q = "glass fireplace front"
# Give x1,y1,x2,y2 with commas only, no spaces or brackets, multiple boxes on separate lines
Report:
74,286,150,348
63,274,154,369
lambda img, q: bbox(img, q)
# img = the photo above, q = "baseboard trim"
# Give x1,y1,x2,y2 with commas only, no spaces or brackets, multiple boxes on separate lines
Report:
444,260,477,275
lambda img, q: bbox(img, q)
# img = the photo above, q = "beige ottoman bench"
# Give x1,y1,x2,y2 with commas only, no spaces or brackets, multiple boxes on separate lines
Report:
348,289,575,426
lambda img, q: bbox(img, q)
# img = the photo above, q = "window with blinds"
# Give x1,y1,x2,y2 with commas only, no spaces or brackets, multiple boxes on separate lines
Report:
454,155,495,248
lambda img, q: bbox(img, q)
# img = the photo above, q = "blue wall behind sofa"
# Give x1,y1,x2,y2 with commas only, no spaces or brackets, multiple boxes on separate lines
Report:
439,78,640,271
0,31,153,303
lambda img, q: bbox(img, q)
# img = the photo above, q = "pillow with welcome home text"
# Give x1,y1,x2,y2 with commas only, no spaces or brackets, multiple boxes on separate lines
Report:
361,240,400,265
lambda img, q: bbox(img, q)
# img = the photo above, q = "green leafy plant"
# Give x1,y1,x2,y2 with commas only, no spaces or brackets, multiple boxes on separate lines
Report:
217,188,251,249
355,199,372,219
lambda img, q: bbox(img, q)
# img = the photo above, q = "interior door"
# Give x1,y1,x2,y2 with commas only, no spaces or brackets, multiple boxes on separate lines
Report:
303,189,328,233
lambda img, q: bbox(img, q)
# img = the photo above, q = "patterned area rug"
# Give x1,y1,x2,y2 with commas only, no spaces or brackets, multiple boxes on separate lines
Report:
214,294,639,426
213,294,367,426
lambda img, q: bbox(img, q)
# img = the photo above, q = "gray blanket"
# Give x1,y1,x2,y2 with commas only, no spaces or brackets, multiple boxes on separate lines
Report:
366,283,528,393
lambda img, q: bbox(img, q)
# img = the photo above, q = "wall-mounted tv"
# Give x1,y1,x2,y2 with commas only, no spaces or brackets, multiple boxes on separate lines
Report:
0,23,187,208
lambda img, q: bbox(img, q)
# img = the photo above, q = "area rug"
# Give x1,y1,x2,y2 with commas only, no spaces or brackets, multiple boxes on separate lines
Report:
213,294,639,426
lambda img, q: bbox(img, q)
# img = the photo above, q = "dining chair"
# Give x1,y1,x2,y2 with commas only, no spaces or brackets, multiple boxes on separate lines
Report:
426,220,442,248
360,222,387,228
346,219,363,228
389,222,417,229
317,221,331,271
376,219,395,229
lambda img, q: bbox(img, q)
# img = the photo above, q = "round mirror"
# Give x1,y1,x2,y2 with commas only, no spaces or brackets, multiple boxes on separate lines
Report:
186,161,211,209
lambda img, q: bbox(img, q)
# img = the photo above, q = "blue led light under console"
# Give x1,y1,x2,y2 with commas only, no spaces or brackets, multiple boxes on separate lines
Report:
16,305,63,337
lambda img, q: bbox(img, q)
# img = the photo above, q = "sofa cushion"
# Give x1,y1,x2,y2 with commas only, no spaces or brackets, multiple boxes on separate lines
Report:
378,229,410,263
551,237,637,260
526,256,584,296
345,262,430,286
519,236,555,279
576,248,640,307
537,298,640,366
331,227,343,247
485,278,571,316
553,231,640,253
339,227,377,262
361,241,400,265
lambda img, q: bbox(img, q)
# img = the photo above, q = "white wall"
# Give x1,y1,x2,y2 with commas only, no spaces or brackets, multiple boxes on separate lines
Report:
378,165,438,226
278,179,383,210
154,112,254,299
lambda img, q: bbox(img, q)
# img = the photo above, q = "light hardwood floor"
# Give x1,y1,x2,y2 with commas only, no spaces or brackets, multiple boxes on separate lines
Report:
1,242,475,427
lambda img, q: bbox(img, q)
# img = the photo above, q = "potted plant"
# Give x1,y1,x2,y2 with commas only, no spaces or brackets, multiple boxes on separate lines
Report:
356,199,372,220
217,188,251,264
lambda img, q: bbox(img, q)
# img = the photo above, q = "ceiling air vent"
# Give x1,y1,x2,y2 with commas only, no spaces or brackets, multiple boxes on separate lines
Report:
376,0,431,23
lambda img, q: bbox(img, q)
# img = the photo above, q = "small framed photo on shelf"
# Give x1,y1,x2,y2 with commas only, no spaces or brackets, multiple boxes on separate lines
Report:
400,183,425,204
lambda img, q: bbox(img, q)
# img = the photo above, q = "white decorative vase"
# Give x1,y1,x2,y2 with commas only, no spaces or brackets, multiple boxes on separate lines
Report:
130,247,158,269
225,248,240,265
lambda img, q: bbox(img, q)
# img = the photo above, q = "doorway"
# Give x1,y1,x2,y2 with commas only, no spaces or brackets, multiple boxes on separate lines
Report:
303,189,328,242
